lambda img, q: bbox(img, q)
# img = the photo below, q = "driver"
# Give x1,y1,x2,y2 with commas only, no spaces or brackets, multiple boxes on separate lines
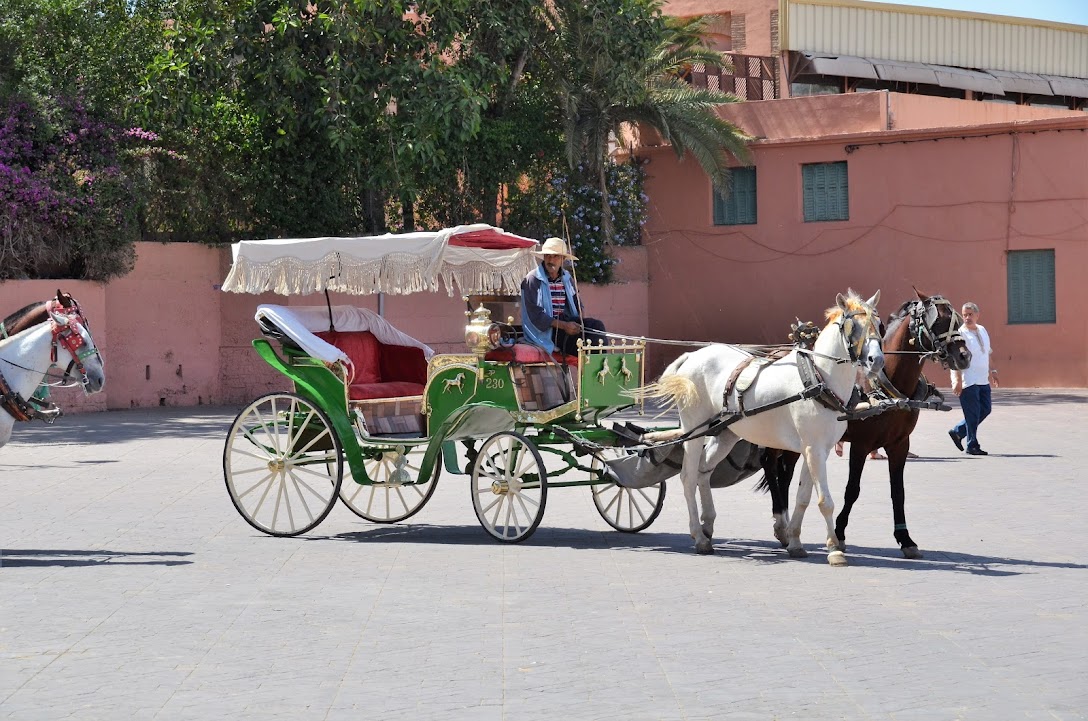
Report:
520,237,607,357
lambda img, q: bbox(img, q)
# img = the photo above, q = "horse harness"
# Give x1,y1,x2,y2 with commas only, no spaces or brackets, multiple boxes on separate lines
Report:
0,298,96,424
906,295,963,362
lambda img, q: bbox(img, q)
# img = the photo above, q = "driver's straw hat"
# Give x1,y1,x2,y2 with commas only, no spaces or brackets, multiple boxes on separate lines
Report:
533,237,578,261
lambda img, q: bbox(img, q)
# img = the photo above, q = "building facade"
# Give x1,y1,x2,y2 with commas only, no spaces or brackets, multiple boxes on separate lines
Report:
639,0,1088,386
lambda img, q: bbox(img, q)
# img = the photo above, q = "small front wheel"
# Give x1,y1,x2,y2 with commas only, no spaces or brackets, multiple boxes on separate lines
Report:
590,450,666,533
224,393,343,537
339,444,439,523
470,431,547,543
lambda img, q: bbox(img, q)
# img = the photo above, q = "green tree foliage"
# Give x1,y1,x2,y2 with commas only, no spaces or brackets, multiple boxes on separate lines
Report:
1,0,752,284
506,160,646,284
144,0,551,238
0,0,171,280
540,1,750,241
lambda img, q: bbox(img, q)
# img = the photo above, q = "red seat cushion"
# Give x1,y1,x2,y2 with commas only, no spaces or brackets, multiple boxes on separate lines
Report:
315,330,381,384
379,344,427,386
348,381,426,401
484,343,578,367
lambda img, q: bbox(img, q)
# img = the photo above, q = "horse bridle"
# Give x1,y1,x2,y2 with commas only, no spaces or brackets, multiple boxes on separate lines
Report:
906,296,963,366
836,304,882,365
46,298,102,389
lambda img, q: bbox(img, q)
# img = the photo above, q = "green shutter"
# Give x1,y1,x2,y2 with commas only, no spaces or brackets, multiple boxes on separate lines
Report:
713,167,757,225
803,162,848,222
1007,249,1056,324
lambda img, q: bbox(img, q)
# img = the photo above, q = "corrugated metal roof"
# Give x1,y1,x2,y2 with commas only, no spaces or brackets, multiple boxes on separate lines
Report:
802,53,879,79
1043,75,1088,98
872,59,939,84
785,0,1088,79
930,65,1005,95
988,70,1055,96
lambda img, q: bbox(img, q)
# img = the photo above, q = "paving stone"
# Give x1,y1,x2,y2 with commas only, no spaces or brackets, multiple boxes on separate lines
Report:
1,390,1086,719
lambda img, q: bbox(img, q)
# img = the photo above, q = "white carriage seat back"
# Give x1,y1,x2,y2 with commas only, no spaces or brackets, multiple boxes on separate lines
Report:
255,304,435,365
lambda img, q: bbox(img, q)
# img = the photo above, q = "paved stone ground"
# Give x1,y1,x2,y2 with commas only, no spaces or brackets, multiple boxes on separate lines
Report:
2,389,1086,721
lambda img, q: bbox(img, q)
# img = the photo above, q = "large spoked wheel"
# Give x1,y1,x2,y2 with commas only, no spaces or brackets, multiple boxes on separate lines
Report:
339,444,440,523
590,449,667,533
470,431,548,543
224,393,343,537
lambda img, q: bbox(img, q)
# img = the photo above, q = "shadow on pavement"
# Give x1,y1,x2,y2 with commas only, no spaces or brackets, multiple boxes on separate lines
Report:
909,454,1059,461
1,548,193,568
320,524,1086,576
990,390,1088,406
8,407,238,445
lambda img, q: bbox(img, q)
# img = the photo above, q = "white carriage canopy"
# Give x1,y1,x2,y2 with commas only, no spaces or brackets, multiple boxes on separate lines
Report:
254,304,435,366
221,224,540,297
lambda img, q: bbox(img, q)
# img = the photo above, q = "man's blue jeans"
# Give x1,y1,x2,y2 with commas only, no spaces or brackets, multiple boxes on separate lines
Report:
952,383,992,451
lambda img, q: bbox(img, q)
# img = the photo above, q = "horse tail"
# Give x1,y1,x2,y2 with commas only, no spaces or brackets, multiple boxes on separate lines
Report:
637,373,699,410
661,351,691,378
626,351,698,409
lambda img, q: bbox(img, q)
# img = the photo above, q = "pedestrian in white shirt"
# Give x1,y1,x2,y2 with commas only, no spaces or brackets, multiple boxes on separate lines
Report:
948,302,999,455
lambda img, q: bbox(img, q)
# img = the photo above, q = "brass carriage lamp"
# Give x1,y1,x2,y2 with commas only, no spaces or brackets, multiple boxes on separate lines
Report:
464,302,494,355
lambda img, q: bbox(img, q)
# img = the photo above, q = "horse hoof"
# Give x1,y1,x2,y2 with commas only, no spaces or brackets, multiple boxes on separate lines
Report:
787,547,808,559
774,531,789,548
694,538,715,555
827,550,848,567
902,546,924,560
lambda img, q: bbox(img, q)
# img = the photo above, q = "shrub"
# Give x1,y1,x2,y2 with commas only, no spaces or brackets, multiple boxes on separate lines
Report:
0,94,163,280
505,160,647,284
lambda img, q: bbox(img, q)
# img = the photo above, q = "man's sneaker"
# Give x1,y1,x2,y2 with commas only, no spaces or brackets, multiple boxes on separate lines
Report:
966,446,989,456
948,430,964,452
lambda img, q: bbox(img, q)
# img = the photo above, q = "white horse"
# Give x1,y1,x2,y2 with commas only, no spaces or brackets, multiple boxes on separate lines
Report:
643,290,883,565
0,294,105,449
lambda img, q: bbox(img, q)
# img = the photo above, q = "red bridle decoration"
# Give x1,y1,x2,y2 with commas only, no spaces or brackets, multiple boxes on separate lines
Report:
45,299,89,367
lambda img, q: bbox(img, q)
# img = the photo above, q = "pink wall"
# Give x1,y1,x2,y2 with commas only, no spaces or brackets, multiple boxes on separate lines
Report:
888,93,1085,130
106,243,223,409
640,95,1088,386
1,245,650,412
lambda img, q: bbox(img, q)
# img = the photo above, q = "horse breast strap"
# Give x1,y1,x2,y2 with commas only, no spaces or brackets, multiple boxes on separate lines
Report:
0,364,62,424
795,349,849,414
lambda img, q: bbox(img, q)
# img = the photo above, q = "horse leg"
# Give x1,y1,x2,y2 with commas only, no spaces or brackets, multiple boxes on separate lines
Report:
765,450,798,548
885,438,922,559
833,443,869,550
785,457,814,558
808,447,847,566
698,432,739,541
681,438,714,554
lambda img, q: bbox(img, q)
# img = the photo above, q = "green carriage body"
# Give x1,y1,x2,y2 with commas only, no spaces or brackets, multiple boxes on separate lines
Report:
221,224,668,541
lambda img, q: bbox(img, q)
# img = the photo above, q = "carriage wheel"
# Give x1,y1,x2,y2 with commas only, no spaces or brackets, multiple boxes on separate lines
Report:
224,393,343,537
590,449,667,533
470,431,548,543
339,444,440,523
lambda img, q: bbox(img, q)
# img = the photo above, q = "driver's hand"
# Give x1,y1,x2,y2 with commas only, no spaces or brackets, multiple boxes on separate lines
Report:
564,321,582,335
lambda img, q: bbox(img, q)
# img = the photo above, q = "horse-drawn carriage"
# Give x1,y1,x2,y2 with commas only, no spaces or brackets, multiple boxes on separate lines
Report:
220,224,667,542
219,224,970,564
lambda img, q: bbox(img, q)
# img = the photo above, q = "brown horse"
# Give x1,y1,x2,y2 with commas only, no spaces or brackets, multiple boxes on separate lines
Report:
765,289,972,559
1,291,79,339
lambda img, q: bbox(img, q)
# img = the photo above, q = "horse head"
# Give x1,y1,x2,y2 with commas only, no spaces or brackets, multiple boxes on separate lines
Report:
909,288,972,371
46,294,105,394
827,289,884,378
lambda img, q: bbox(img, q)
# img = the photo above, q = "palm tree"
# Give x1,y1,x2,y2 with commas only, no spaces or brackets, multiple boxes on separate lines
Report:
541,1,751,241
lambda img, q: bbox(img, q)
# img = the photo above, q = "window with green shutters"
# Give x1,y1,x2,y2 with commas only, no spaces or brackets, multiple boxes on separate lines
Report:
713,167,757,225
802,161,849,222
1007,249,1056,324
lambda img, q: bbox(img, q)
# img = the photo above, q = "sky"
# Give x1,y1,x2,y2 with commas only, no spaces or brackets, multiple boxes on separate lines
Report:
869,0,1088,25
